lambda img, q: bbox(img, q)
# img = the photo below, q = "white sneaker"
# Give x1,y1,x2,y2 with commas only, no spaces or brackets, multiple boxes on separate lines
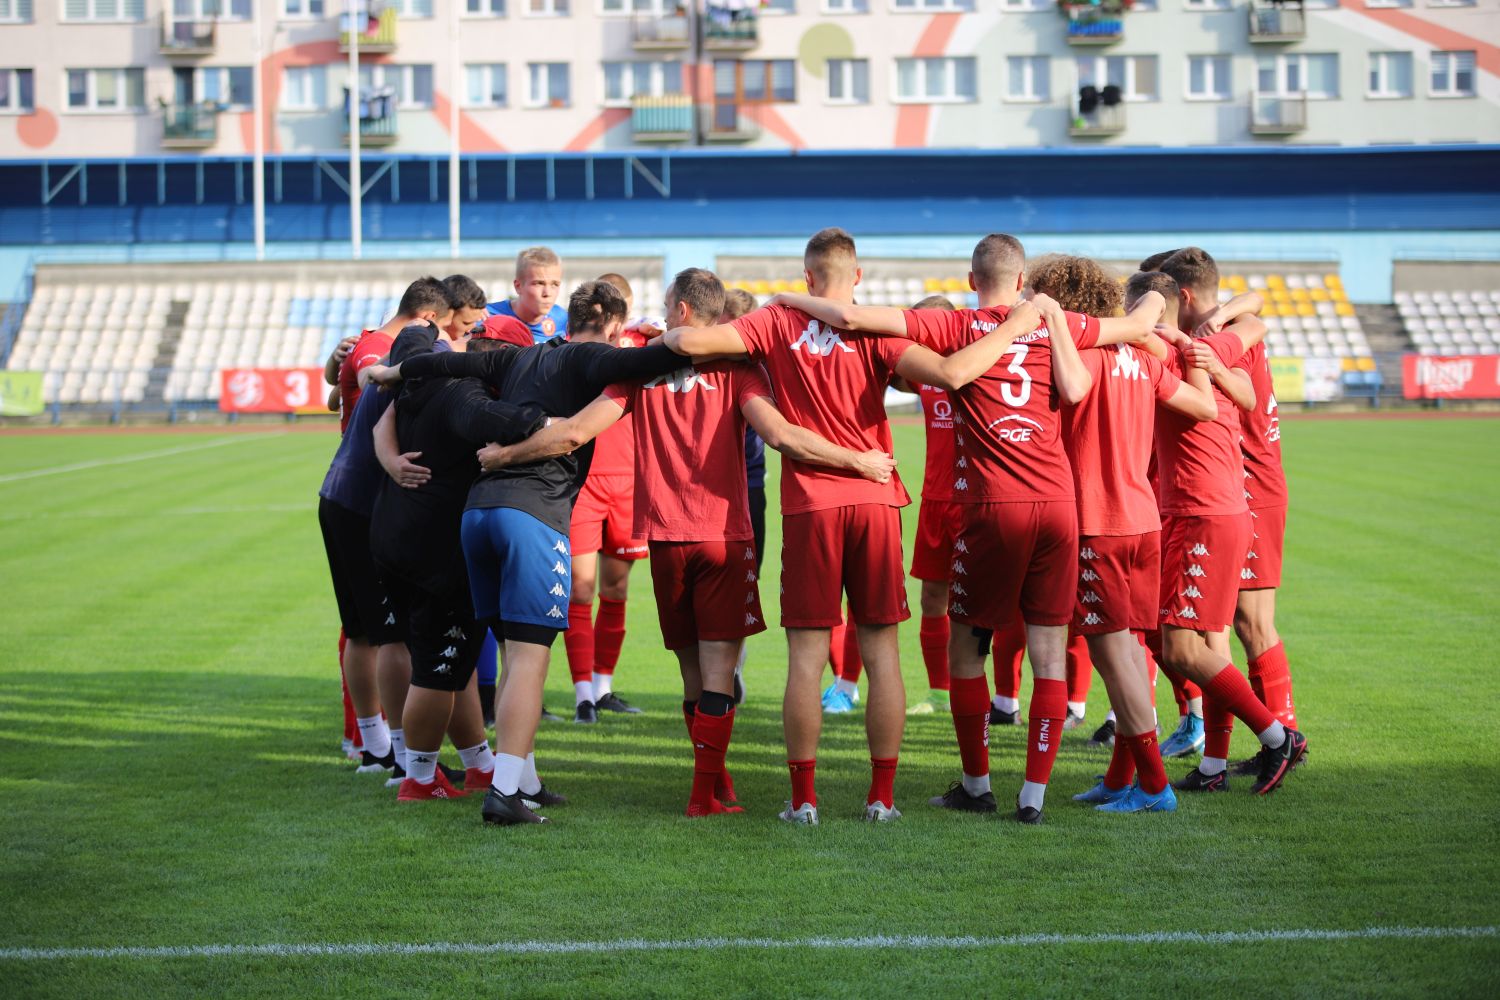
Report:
864,801,902,823
778,801,819,826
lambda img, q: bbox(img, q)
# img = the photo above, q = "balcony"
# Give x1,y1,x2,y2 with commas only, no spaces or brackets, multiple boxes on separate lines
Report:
342,87,399,146
703,6,758,50
1061,2,1125,45
159,14,216,57
632,94,693,143
340,6,397,54
1251,92,1307,135
701,102,761,143
161,103,218,149
633,11,691,50
1248,1,1306,42
1068,94,1126,138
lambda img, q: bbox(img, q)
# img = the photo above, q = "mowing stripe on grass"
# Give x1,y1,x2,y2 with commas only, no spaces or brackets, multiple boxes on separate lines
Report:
0,436,273,484
2,925,1493,962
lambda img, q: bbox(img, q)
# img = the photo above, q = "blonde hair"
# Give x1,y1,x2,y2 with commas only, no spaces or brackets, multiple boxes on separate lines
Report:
515,246,561,279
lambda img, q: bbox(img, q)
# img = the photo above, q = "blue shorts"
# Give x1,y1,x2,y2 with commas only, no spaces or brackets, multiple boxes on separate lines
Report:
461,506,571,633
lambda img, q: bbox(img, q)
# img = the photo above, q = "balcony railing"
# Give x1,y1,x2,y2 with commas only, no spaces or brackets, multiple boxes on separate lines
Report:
1248,1,1306,42
1251,92,1308,134
701,102,761,142
632,94,694,142
1068,98,1126,137
633,11,691,49
340,6,397,53
343,86,399,145
161,103,218,148
703,5,757,50
160,14,216,56
1066,16,1123,45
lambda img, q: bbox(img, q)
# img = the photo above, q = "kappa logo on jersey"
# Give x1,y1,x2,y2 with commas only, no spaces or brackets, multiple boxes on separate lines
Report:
553,540,568,555
1246,550,1258,560
549,583,566,597
1180,585,1204,599
745,591,756,604
1242,568,1258,580
551,561,568,575
956,456,968,469
1080,568,1100,583
789,319,855,357
952,560,968,576
746,570,757,583
1189,543,1210,556
1109,344,1145,381
441,645,458,659
384,612,396,626
643,367,720,393
546,605,565,619
744,547,755,561
1081,591,1102,604
1186,564,1207,577
1082,612,1103,626
950,602,968,616
951,581,968,597
955,477,970,491
433,662,451,675
444,626,465,640
1080,547,1098,561
745,613,760,627
1177,606,1199,620
954,539,969,554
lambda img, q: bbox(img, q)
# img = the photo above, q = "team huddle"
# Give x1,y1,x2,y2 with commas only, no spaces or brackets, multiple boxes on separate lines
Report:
316,229,1307,827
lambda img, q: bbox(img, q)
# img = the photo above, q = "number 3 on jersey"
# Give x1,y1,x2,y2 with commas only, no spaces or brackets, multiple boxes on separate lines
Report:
1000,344,1032,407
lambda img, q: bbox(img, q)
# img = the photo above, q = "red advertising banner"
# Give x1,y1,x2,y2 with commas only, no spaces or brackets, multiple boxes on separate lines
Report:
218,368,328,414
1402,354,1500,400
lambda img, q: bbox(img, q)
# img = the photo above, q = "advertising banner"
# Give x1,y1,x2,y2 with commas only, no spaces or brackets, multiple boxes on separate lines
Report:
0,370,45,416
1302,357,1345,403
1268,356,1305,404
218,368,327,414
1402,354,1500,400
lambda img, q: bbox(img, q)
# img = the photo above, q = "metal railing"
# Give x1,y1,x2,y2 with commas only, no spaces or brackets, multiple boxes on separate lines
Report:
632,11,690,47
1251,92,1308,133
701,102,762,141
1248,1,1306,41
1069,99,1126,136
160,13,216,54
631,94,694,140
161,103,219,145
702,5,757,47
340,6,397,51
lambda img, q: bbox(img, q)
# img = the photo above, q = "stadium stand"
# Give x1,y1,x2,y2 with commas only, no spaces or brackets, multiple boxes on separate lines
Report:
1395,290,1500,355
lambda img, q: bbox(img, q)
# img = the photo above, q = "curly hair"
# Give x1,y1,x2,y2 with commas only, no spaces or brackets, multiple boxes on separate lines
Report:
1026,254,1124,318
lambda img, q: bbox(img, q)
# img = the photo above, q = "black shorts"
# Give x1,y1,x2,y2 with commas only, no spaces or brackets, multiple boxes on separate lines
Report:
748,485,766,574
381,569,483,693
318,496,404,645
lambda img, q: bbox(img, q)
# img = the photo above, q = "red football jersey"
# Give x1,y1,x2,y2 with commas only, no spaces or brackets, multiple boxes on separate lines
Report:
731,304,914,514
1238,342,1289,510
603,361,773,542
1154,331,1249,517
337,329,392,433
1063,344,1183,536
917,383,956,503
587,328,647,478
903,305,1100,504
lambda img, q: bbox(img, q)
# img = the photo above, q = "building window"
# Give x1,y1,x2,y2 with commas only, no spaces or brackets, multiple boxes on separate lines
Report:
359,63,434,108
65,67,145,110
714,59,796,103
0,0,34,20
1005,55,1049,102
464,63,506,107
602,0,678,11
1186,54,1230,100
603,60,682,105
1364,0,1411,7
1430,50,1476,97
174,0,250,18
1000,0,1051,9
827,58,869,103
281,0,323,17
465,0,504,12
526,62,570,106
62,0,145,20
1077,55,1158,102
1256,53,1338,99
525,0,567,14
281,65,327,109
822,0,869,11
894,56,977,103
1182,0,1230,8
892,0,973,10
761,0,794,11
389,0,433,15
0,68,35,111
198,66,253,109
1367,51,1412,98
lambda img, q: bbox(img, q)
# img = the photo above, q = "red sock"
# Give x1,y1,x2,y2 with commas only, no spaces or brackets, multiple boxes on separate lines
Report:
1104,738,1136,790
682,701,694,737
1205,665,1277,737
993,619,1026,699
840,614,863,684
1163,665,1202,718
683,701,736,802
918,615,951,691
690,709,736,812
1125,728,1169,794
788,759,817,809
339,630,356,744
1066,633,1092,704
563,602,595,686
1024,678,1068,786
868,756,897,807
593,597,627,678
1248,642,1296,728
949,675,991,778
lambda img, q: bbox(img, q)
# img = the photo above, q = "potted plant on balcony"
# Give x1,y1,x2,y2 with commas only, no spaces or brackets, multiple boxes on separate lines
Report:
1058,0,1133,40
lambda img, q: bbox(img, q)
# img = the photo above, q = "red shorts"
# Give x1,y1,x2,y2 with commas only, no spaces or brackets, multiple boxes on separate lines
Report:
910,498,961,582
780,505,910,628
1159,512,1254,632
1240,505,1286,590
649,539,766,650
570,473,647,560
948,500,1077,630
1074,532,1160,635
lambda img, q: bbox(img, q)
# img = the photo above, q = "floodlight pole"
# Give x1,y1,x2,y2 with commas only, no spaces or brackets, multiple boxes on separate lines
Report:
251,0,266,260
448,0,460,261
347,0,363,261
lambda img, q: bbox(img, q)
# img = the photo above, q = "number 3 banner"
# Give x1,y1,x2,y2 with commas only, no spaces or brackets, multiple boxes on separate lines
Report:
218,368,327,414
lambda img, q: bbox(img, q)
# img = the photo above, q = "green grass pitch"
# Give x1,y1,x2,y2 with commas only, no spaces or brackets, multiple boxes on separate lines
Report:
1,417,1497,998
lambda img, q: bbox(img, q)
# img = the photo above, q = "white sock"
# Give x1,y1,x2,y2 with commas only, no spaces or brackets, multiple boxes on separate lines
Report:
835,678,858,698
574,680,593,706
992,695,1019,714
1257,720,1288,747
961,772,991,797
1200,756,1227,776
406,747,439,785
520,752,542,796
1018,780,1047,811
1152,706,1159,726
491,752,525,795
458,741,494,773
356,715,390,758
1067,700,1087,718
388,729,407,772
592,672,613,700
1105,709,1117,724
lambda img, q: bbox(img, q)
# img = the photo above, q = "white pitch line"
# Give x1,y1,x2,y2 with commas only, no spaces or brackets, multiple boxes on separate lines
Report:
0,924,1493,963
0,503,305,521
0,435,275,484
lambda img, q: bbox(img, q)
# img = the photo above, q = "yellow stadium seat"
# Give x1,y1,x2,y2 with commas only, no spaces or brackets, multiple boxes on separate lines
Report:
1291,288,1311,302
1340,358,1359,372
792,279,807,293
1331,288,1349,302
771,280,790,294
1357,357,1377,372
750,280,772,296
1277,303,1299,318
942,277,965,293
1310,288,1330,302
1324,273,1343,288
1266,274,1287,290
1335,302,1356,317
923,278,942,293
1270,288,1292,303
1227,275,1248,291
1296,303,1316,318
